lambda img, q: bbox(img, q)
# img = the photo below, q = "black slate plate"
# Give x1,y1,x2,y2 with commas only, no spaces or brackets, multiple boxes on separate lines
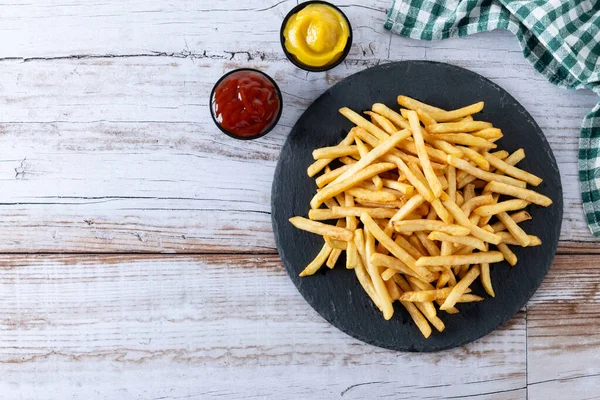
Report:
271,61,562,352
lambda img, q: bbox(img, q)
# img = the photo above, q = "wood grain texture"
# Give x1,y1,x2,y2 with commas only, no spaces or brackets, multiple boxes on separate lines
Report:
0,254,526,399
527,255,600,399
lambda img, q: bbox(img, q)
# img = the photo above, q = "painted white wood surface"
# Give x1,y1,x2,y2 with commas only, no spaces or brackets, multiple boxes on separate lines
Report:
0,254,526,400
0,1,598,398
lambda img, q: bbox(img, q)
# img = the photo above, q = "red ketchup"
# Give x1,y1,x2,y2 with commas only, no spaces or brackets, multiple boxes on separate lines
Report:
212,70,281,138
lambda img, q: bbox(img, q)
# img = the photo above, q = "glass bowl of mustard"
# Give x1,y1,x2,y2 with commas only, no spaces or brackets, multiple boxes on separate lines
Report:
280,1,353,72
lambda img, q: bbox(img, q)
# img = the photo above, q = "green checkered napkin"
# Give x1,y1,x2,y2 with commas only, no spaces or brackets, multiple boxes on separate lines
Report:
385,0,600,236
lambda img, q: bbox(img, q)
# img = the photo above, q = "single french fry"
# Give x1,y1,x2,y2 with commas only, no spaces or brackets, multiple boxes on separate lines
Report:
472,128,503,140
436,271,450,288
372,103,410,129
459,146,490,170
307,130,355,177
415,107,437,126
448,155,527,188
427,120,492,134
326,248,342,268
381,267,398,281
458,175,477,189
370,253,420,278
429,133,496,149
428,102,484,122
310,162,397,208
456,294,484,303
313,145,359,160
354,257,382,310
299,243,332,276
354,198,406,208
491,211,532,232
390,194,425,222
381,179,414,195
346,187,396,202
477,193,499,227
484,152,542,186
440,241,453,256
331,206,397,219
490,150,509,160
503,148,527,167
339,156,358,165
428,137,464,157
400,287,459,302
385,278,402,300
447,165,457,202
308,209,337,221
484,181,552,207
289,217,354,241
394,219,470,236
480,262,495,297
497,212,530,246
416,252,503,267
440,265,481,310
497,243,518,266
365,111,397,134
365,227,394,320
473,199,529,217
496,232,541,247
428,231,487,251
461,194,495,217
397,95,445,114
375,223,395,255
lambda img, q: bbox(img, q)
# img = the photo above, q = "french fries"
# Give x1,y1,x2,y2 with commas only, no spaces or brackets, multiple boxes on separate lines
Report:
290,96,552,338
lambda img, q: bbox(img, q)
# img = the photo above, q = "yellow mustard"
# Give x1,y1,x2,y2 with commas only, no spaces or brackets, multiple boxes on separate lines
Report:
283,4,350,68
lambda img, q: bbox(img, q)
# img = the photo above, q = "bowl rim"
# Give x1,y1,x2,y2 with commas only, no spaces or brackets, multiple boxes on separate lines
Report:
209,68,283,141
279,0,353,72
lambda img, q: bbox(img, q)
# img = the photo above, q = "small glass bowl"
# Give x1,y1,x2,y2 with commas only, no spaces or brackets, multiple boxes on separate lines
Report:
209,68,283,140
280,1,353,72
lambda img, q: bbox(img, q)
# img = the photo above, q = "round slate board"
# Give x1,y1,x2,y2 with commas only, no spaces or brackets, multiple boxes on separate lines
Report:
271,61,562,352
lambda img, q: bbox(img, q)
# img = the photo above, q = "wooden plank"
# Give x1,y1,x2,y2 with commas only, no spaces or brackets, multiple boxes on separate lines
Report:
0,254,526,399
0,53,596,252
0,0,392,59
527,255,600,398
529,376,600,400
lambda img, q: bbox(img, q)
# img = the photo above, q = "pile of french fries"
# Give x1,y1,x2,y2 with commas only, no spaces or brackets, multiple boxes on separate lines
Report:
289,95,552,338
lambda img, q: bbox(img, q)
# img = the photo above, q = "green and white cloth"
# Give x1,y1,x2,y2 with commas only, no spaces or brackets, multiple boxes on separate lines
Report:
385,0,600,236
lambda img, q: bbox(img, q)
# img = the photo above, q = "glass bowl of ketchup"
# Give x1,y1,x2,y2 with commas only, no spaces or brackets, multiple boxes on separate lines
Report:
210,68,283,140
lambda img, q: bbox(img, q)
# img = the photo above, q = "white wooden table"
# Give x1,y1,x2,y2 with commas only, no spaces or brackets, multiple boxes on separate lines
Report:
0,1,599,399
